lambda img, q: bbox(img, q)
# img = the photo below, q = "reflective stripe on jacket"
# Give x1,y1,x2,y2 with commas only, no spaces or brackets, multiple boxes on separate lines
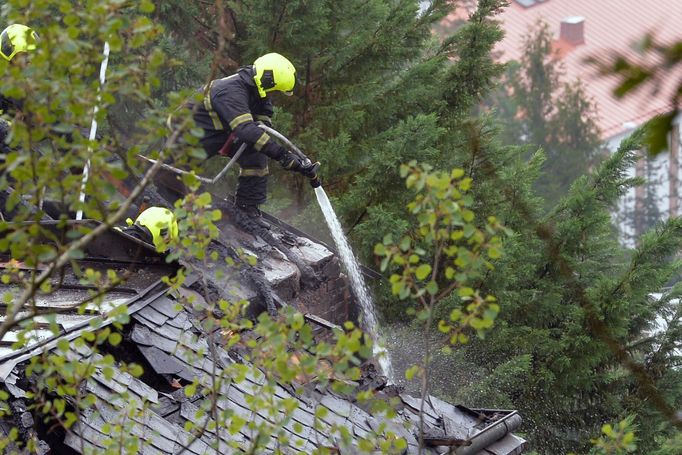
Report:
190,67,284,159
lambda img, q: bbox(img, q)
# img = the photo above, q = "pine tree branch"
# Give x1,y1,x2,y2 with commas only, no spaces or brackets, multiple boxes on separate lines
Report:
476,142,682,430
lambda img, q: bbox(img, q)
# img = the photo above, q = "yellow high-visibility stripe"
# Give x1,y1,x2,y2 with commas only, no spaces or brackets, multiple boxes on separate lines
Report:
239,166,269,177
255,114,271,122
229,113,253,130
203,81,223,130
254,132,270,151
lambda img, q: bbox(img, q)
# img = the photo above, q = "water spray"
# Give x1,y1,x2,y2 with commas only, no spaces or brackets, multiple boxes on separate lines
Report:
135,123,393,379
261,126,394,381
314,186,394,381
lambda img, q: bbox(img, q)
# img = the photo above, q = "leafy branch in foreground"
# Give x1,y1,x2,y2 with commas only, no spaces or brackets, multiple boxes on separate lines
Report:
374,160,507,446
568,416,637,455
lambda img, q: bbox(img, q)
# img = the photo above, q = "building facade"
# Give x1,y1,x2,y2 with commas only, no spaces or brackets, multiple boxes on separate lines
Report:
442,0,682,245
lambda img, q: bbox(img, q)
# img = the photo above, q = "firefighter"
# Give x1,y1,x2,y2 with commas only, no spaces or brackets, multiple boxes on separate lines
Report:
187,52,319,228
0,24,39,154
120,206,179,252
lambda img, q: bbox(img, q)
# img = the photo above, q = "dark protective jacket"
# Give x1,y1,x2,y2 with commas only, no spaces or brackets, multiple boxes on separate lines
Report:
190,66,286,159
0,94,19,154
0,94,19,116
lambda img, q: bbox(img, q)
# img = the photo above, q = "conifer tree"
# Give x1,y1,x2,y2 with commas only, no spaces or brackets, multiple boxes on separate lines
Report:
493,21,602,210
208,1,476,236
221,0,450,207
449,133,682,453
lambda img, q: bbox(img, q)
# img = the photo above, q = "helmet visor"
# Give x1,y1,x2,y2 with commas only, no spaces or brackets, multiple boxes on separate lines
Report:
0,30,16,61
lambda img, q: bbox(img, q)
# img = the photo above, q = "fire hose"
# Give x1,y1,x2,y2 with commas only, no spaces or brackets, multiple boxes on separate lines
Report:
138,125,320,187
256,124,321,188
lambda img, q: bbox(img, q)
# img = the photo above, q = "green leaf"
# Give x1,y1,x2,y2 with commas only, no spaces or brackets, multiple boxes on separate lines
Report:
488,246,502,259
68,248,85,260
196,192,212,207
602,423,613,436
185,382,197,397
399,236,411,252
451,168,465,179
54,399,65,415
391,281,403,295
102,366,114,380
458,287,474,297
415,264,432,280
315,406,329,419
129,364,144,377
425,281,438,295
438,319,450,333
399,287,410,300
108,332,122,346
140,0,156,13
57,339,70,352
405,365,419,381
644,112,675,155
450,309,462,321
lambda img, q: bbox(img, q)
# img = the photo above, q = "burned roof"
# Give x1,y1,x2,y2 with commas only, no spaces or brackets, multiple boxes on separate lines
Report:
0,222,176,375
0,196,527,454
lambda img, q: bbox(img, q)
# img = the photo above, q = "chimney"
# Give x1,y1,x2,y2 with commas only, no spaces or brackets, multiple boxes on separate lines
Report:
560,16,585,45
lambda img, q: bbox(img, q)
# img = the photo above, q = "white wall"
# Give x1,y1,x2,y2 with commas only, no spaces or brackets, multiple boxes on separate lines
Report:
607,113,682,247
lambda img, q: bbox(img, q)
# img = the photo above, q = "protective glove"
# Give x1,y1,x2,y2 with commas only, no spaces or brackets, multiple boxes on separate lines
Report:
278,150,306,171
299,160,320,179
279,151,321,187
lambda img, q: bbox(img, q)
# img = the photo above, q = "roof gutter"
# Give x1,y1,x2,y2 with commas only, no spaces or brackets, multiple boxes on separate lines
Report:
454,410,523,455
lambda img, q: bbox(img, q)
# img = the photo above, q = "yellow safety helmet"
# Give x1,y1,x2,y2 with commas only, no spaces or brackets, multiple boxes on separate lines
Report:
0,24,39,62
132,207,179,251
253,53,296,98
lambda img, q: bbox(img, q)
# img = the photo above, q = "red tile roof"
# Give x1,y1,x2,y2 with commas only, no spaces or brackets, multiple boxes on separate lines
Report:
442,0,682,139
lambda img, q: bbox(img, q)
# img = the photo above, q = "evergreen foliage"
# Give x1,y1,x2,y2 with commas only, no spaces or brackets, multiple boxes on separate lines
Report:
453,133,682,453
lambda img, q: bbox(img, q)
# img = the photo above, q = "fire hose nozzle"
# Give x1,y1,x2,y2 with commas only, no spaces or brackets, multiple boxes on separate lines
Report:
310,176,322,188
307,162,322,188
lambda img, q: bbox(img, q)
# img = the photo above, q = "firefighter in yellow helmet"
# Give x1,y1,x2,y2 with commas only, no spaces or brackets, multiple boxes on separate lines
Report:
0,24,39,62
187,52,319,228
0,24,39,154
121,207,179,251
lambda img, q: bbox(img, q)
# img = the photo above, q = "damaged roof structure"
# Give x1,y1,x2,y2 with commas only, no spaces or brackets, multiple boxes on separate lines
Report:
0,179,528,454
